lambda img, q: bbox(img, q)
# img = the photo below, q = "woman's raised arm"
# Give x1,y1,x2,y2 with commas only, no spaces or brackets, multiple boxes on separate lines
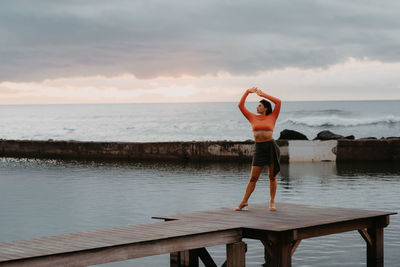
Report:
257,90,281,118
238,88,256,121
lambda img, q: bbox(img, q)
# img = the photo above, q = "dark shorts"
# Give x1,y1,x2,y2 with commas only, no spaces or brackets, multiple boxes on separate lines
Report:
251,139,281,177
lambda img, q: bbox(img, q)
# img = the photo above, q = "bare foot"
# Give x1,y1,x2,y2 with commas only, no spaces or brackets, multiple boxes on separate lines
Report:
235,202,248,211
269,202,276,211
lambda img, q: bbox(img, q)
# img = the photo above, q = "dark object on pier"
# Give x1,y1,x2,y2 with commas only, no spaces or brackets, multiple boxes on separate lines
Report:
358,137,378,140
385,136,400,139
278,129,308,140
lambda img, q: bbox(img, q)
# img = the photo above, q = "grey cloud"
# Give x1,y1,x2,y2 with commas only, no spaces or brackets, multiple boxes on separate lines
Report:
1,0,400,82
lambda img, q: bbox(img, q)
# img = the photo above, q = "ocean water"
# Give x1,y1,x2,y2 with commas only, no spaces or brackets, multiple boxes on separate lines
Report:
0,100,399,266
0,158,398,266
0,100,399,142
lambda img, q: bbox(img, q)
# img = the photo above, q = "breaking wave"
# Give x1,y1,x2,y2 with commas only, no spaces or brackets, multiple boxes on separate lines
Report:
287,109,348,116
283,115,400,127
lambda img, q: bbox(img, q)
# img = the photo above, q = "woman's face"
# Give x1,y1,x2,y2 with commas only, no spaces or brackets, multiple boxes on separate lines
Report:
257,103,267,114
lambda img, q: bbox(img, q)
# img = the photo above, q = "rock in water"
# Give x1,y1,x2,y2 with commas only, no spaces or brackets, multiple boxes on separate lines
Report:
278,129,309,140
314,130,344,140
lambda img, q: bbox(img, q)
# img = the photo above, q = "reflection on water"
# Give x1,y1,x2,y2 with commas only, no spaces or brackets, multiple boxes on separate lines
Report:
336,161,400,176
0,158,398,267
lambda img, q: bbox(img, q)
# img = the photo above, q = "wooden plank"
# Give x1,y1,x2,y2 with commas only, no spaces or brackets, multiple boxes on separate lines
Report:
155,202,394,220
0,229,241,267
0,203,395,266
0,240,60,258
153,203,395,232
0,220,237,262
243,228,271,240
293,218,376,240
1,231,149,259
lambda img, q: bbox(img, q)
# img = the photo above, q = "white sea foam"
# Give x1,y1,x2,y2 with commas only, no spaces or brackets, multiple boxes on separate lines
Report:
283,114,400,127
0,101,399,141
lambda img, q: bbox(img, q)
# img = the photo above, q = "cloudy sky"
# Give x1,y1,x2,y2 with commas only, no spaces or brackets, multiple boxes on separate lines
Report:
1,0,400,104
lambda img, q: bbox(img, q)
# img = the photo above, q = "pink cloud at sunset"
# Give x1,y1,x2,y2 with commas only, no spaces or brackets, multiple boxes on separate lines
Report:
0,58,399,104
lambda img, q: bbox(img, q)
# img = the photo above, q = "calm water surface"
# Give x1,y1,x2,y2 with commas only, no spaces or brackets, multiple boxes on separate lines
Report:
0,158,399,266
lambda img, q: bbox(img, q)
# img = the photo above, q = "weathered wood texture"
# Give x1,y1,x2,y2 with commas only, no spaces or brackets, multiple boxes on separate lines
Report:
156,202,395,267
0,203,395,267
367,227,384,267
0,223,241,266
226,242,246,267
154,202,393,233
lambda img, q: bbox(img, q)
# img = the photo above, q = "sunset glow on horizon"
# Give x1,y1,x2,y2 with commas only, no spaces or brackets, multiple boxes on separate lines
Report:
0,57,399,105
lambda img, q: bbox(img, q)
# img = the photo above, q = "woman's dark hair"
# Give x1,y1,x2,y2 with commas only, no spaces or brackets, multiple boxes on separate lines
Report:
260,99,272,115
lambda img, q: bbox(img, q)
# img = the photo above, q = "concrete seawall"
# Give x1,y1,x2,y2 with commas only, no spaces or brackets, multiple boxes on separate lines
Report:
0,139,399,163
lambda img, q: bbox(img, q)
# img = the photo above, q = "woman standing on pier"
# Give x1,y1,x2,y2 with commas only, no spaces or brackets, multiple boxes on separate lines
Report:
235,87,281,211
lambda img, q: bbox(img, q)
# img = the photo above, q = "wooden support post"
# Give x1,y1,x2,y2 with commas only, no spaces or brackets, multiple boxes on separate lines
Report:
226,241,246,267
261,239,273,266
170,250,199,267
270,233,292,267
170,252,180,267
182,250,199,267
367,226,384,267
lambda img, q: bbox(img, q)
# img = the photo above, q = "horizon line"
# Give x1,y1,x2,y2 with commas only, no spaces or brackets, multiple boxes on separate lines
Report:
0,98,400,106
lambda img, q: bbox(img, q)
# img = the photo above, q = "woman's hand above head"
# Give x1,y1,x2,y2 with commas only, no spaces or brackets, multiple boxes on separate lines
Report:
247,87,258,93
255,88,264,96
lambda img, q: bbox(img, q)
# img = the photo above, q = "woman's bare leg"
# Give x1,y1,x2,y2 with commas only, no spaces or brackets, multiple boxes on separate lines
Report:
268,163,277,211
235,166,264,211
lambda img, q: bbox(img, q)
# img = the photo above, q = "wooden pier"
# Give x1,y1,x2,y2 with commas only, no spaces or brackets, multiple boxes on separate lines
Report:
0,203,395,267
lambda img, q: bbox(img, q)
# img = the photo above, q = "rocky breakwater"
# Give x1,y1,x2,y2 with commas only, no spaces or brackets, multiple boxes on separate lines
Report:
277,129,400,162
0,139,288,163
0,129,399,163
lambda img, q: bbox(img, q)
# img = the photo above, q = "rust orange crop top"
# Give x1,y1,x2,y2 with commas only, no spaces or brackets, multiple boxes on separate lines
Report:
238,89,281,131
